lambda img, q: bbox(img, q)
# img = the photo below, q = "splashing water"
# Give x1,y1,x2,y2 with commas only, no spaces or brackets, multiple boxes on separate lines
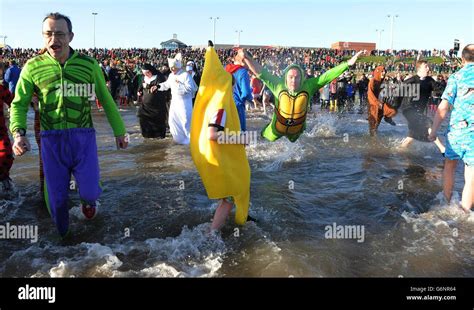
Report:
2,109,473,277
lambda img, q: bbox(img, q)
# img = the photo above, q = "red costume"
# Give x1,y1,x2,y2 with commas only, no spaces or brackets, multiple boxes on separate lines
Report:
0,85,14,181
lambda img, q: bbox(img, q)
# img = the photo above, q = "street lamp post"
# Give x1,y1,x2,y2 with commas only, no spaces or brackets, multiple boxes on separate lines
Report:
375,29,384,50
92,12,98,49
0,35,7,46
387,14,399,51
235,30,242,46
209,17,219,44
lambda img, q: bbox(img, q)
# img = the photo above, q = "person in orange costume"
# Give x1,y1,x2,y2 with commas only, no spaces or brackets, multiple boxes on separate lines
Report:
367,66,397,136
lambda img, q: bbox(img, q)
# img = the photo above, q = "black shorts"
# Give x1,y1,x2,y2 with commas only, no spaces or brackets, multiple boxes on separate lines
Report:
402,107,432,142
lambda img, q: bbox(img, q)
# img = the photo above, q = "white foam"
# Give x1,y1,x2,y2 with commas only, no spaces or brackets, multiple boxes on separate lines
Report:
45,243,123,277
49,261,73,278
133,263,182,278
431,192,467,219
398,190,474,258
40,228,224,277
249,139,308,172
305,116,338,138
110,224,226,277
86,243,123,273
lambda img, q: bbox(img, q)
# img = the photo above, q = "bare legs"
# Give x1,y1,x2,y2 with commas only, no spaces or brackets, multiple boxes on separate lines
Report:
461,165,474,212
210,199,233,232
400,131,445,154
443,159,458,202
442,159,473,212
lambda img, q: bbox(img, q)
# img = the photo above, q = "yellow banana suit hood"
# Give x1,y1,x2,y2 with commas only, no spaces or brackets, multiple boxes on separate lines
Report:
190,46,251,225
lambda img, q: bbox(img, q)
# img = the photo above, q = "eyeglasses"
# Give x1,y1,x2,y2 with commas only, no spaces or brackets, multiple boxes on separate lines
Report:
42,31,69,39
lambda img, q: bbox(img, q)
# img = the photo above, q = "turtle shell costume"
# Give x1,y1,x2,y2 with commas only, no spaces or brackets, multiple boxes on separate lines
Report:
258,62,349,142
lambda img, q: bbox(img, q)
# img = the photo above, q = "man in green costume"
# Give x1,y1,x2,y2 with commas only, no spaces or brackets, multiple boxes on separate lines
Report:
10,12,128,237
242,49,365,142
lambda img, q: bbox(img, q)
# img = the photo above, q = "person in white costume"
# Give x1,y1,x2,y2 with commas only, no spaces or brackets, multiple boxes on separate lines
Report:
158,53,195,144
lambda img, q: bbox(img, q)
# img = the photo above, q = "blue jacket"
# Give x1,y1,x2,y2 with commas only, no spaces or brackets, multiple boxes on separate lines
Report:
225,64,253,131
4,64,21,94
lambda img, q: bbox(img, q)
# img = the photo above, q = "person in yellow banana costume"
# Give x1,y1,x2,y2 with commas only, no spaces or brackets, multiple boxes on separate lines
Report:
243,49,365,142
190,42,251,231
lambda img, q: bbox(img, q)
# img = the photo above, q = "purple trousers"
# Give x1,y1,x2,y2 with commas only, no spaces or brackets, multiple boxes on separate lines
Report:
41,128,101,236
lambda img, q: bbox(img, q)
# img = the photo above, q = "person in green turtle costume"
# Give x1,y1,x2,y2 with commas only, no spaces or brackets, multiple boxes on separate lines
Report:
242,49,365,142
